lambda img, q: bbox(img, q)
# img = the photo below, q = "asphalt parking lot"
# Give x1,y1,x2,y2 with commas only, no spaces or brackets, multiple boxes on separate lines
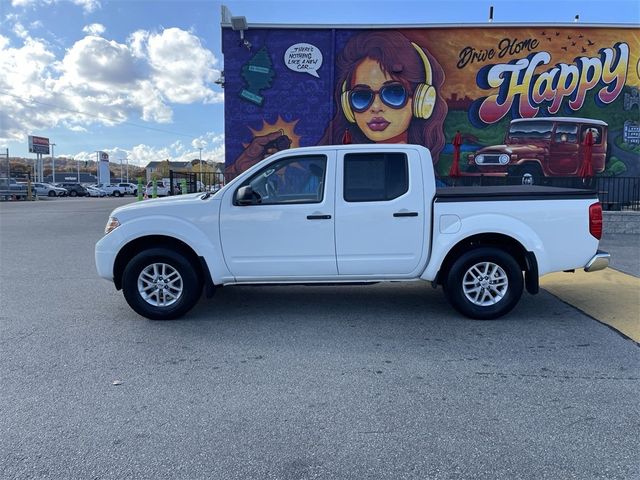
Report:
1,197,638,479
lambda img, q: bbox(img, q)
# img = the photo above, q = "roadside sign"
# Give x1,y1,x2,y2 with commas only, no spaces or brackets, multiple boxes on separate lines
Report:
28,136,50,154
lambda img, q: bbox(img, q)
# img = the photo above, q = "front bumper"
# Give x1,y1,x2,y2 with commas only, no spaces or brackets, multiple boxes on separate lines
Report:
584,250,610,272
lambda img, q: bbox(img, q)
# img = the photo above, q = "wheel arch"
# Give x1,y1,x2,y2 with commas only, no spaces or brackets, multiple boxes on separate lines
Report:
113,235,214,296
434,233,539,294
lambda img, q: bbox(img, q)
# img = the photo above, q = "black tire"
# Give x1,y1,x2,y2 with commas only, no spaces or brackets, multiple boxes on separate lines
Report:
122,248,202,320
113,190,121,197
444,247,523,320
48,190,56,197
69,190,77,197
518,164,543,186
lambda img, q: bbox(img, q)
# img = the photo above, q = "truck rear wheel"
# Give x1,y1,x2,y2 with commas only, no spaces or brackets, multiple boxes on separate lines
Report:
122,248,202,320
444,247,523,320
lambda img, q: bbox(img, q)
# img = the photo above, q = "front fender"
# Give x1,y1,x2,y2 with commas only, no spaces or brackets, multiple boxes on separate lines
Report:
95,215,230,284
421,214,547,281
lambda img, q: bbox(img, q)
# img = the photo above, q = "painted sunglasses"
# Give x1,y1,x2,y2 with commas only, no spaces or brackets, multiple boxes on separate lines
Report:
349,82,409,112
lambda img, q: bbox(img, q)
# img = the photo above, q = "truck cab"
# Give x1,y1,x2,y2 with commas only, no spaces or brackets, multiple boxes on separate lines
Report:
465,117,608,184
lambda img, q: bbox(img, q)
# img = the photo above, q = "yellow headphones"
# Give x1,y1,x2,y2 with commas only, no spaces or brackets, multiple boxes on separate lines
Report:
341,42,436,123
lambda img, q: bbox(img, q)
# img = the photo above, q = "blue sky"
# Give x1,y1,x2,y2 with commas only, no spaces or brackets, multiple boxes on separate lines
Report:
1,0,638,166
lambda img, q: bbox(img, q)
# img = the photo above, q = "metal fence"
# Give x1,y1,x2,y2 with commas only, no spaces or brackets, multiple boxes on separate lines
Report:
442,176,640,211
168,171,226,194
170,170,639,211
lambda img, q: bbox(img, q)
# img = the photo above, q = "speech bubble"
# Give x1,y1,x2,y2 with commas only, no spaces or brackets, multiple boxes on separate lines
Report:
284,43,323,78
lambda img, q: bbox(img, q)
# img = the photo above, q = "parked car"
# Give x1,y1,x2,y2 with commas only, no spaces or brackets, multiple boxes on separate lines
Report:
0,177,30,199
464,117,608,185
56,183,88,197
31,182,67,197
144,181,171,197
117,183,138,196
97,144,609,321
86,186,107,197
94,183,124,197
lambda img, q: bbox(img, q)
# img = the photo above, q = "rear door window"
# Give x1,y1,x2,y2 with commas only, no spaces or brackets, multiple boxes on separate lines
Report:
343,152,408,202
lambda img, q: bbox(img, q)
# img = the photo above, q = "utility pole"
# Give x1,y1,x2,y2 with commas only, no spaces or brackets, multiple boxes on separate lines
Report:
126,156,129,183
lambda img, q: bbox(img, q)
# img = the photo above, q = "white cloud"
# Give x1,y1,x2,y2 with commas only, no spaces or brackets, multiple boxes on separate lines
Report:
68,133,225,167
60,35,140,85
82,23,105,36
146,28,222,104
73,0,100,13
13,22,29,39
11,0,101,13
0,25,223,143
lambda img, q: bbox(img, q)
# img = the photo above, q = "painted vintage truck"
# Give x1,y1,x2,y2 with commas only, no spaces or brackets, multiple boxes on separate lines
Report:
464,117,608,184
96,144,609,321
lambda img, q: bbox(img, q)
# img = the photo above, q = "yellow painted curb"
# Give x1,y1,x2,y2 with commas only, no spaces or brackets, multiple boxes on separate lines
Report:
540,269,640,343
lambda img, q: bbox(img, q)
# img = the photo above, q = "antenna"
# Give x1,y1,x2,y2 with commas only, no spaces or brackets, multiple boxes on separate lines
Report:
489,6,494,22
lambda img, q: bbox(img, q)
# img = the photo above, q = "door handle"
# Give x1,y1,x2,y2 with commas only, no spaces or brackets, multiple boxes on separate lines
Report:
393,211,418,217
307,214,331,220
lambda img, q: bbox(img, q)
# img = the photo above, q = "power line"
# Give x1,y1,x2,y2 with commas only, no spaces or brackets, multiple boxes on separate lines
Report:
0,89,198,139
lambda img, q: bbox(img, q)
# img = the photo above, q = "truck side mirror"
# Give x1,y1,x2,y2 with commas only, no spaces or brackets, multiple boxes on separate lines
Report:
236,185,260,205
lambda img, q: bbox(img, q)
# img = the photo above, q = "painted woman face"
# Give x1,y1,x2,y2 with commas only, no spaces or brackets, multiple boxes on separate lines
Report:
350,57,413,142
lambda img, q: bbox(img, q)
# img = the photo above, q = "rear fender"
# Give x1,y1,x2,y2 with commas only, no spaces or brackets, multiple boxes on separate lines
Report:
422,214,547,281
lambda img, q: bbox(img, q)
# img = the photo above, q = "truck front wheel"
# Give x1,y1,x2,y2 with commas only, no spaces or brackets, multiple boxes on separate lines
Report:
444,247,523,320
122,248,202,320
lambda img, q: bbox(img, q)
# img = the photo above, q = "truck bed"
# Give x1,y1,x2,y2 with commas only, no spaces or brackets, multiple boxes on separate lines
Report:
435,185,598,202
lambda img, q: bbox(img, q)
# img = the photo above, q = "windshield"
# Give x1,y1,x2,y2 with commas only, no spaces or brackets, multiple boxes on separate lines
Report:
508,121,553,141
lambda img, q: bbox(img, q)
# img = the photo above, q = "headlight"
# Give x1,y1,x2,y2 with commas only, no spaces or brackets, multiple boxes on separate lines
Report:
499,154,510,165
105,216,121,234
475,155,484,165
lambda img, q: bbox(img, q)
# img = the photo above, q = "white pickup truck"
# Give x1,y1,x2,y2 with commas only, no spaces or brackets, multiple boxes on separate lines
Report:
96,145,609,320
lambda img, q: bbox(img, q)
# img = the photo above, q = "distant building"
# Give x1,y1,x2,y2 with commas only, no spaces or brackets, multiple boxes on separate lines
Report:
45,173,97,184
144,160,192,182
144,159,226,182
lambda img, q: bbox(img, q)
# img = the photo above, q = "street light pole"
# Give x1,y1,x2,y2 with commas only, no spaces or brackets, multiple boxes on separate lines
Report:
199,147,203,191
50,143,56,184
126,157,129,183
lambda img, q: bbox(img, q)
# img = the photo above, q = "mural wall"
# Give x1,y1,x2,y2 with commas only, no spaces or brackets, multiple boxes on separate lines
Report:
222,26,640,179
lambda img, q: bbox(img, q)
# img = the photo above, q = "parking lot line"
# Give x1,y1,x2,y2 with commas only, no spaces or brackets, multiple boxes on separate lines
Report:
541,269,640,343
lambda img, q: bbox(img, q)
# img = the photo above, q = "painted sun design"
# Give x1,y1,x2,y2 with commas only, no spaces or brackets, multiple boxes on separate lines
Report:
243,116,301,149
